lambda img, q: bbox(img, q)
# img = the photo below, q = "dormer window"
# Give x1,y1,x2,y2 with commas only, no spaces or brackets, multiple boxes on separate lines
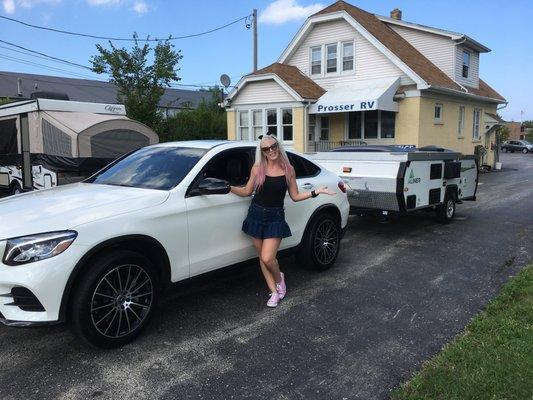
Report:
310,46,322,75
462,50,470,78
326,43,337,73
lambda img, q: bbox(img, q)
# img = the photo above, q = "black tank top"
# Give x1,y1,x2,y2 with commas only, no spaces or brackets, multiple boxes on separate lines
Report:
253,175,288,208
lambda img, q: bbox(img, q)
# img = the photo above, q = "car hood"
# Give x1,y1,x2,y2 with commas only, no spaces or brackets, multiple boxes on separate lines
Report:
0,183,170,240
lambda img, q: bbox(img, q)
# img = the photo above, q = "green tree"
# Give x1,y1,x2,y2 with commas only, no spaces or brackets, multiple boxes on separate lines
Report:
161,87,227,142
91,33,182,133
497,125,510,142
522,120,533,128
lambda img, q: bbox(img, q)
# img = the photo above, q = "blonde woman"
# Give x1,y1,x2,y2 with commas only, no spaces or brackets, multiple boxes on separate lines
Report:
230,134,335,307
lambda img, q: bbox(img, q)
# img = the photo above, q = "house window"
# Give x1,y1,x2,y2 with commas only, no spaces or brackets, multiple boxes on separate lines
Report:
282,108,293,141
348,112,362,139
320,116,329,140
364,110,378,138
326,43,337,73
342,42,354,72
266,109,277,136
381,111,396,138
458,106,465,137
252,110,263,140
434,103,443,124
238,110,249,140
462,51,470,78
308,114,316,141
310,46,322,75
473,108,481,140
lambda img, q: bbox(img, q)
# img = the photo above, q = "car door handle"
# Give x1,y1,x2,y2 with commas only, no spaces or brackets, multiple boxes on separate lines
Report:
301,183,314,189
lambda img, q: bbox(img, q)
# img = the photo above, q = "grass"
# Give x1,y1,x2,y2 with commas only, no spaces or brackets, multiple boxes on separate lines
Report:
391,265,533,400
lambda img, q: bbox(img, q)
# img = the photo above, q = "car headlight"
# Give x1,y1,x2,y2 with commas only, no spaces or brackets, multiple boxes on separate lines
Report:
3,231,77,266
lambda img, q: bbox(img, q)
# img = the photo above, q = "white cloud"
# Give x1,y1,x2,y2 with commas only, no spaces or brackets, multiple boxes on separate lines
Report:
131,0,147,14
259,0,324,25
3,0,16,13
87,0,123,5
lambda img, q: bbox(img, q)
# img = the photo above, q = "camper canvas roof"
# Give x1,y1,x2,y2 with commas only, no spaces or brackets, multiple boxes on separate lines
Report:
0,98,126,118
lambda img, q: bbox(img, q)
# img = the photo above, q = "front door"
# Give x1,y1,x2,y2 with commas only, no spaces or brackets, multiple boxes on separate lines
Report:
185,148,256,276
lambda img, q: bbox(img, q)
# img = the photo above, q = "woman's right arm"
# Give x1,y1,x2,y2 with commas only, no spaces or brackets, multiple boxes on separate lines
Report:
230,165,257,197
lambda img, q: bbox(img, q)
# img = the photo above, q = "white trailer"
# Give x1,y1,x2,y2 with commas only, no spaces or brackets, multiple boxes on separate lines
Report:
0,98,159,195
308,148,478,223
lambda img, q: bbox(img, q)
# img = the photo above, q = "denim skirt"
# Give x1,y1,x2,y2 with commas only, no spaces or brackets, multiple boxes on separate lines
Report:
242,203,292,239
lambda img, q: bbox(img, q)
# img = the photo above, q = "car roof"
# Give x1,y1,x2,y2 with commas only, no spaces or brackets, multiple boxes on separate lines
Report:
151,140,258,150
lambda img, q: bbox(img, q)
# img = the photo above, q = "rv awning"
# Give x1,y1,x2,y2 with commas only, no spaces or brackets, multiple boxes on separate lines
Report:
309,77,401,114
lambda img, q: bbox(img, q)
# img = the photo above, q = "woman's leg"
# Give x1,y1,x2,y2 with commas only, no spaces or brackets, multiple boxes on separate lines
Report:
252,238,276,293
260,238,283,285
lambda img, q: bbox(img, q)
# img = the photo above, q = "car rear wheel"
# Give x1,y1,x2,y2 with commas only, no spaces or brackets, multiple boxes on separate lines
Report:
69,250,159,348
297,211,341,271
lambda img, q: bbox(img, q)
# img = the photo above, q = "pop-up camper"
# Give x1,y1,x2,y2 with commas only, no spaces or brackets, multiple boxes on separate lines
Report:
0,98,158,194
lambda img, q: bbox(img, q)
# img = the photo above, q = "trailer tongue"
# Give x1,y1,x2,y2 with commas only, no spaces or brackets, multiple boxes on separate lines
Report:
308,148,478,223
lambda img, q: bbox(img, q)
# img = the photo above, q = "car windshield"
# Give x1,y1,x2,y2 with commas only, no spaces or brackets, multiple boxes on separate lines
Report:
87,146,207,190
521,140,531,145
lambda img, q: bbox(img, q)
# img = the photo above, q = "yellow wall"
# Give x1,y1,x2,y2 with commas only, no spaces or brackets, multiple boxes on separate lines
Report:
418,94,498,166
226,110,236,140
292,107,305,152
395,97,421,146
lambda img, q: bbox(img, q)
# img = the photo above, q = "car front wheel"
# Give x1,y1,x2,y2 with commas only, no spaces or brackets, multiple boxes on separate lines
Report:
522,148,529,154
69,250,159,348
297,211,341,271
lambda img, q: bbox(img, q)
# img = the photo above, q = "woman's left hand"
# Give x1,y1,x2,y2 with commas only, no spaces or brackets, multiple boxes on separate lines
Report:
316,186,336,196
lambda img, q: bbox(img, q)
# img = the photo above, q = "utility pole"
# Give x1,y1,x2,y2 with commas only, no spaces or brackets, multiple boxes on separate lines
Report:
252,9,258,72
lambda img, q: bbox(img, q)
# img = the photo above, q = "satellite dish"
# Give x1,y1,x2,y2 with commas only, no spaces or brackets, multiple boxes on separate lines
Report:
220,74,231,88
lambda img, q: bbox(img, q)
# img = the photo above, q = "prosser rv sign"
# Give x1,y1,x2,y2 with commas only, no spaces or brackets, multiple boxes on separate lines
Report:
314,100,377,113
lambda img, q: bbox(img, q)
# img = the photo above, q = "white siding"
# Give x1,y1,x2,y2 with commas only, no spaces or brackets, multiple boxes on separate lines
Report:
389,25,455,79
286,18,414,90
232,80,295,105
455,45,479,89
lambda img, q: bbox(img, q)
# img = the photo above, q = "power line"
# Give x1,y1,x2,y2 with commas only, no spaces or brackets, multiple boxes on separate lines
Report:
0,38,92,70
0,53,100,79
0,13,251,42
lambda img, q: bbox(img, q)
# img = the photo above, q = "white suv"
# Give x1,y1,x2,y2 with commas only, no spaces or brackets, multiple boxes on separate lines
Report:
0,141,349,347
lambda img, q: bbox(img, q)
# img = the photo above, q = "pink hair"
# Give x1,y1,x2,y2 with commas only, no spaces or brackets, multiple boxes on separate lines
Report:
254,135,292,190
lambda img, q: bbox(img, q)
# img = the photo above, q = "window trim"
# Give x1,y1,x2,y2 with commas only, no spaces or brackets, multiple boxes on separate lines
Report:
237,110,250,140
341,41,355,73
434,103,443,124
310,45,322,76
325,42,338,75
462,50,471,79
319,116,330,141
281,108,293,142
472,108,482,141
458,105,465,138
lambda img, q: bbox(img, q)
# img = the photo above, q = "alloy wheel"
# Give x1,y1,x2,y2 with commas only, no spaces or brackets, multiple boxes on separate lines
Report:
446,199,455,219
90,264,153,338
313,219,339,265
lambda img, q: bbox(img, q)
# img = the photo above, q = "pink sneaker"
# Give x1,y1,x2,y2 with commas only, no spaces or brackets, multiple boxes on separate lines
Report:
267,292,280,307
276,272,286,300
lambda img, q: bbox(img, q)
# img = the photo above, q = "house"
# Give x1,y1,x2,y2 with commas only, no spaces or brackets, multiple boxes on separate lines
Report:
0,70,212,118
224,1,506,167
505,122,525,141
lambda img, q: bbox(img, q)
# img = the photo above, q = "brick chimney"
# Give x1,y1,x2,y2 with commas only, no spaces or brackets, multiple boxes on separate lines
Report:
390,8,402,20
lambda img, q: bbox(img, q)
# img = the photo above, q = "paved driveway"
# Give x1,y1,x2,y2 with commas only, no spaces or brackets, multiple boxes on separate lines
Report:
0,153,531,400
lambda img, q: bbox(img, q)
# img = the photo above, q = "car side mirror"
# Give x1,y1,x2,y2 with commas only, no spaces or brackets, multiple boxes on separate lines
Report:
193,177,230,196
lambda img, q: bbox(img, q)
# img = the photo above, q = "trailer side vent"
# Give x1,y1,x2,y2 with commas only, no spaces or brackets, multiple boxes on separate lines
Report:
430,164,442,180
444,161,461,179
429,188,441,204
406,195,416,209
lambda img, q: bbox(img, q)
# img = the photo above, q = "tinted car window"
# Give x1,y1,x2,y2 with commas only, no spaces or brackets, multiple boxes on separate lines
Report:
288,153,320,178
198,148,253,186
88,146,207,190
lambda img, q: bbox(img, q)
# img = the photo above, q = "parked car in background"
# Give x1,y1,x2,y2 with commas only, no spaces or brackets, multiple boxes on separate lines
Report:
501,140,533,153
0,141,349,348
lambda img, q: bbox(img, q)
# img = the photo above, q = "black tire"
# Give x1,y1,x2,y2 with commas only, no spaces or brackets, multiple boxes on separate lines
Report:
522,148,529,154
436,192,456,224
10,182,22,195
69,250,159,348
297,211,341,271
502,147,508,153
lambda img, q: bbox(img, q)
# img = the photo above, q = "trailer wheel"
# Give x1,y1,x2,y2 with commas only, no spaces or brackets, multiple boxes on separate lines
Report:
436,193,456,224
297,211,341,271
10,182,22,195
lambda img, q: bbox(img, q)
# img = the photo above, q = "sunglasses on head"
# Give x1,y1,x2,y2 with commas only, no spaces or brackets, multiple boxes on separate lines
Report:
261,143,279,153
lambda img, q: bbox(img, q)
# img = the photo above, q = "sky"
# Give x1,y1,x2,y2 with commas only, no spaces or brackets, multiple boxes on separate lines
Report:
0,0,531,121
